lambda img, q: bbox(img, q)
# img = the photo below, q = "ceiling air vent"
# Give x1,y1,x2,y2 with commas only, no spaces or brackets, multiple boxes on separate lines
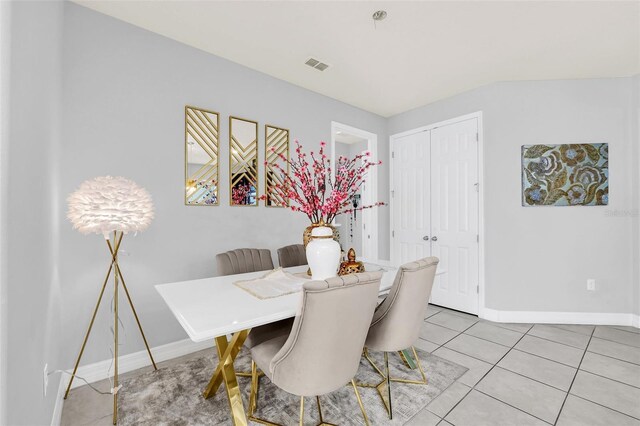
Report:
305,57,329,71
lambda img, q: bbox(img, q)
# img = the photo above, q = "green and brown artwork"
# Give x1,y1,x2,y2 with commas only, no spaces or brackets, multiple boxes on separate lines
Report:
521,143,608,207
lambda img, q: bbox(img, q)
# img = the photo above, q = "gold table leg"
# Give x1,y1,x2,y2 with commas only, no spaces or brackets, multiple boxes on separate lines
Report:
203,330,249,426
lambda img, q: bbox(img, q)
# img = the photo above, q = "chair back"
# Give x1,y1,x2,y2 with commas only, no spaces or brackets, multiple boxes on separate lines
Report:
277,244,307,268
269,271,382,396
216,248,274,276
365,257,439,352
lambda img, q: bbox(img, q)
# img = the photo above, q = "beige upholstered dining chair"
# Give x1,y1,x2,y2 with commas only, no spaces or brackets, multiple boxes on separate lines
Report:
216,248,274,276
277,244,307,268
362,257,439,419
216,248,287,357
247,271,383,425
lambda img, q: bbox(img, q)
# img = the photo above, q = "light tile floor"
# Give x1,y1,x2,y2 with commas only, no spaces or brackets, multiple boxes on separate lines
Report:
61,305,640,425
409,305,640,426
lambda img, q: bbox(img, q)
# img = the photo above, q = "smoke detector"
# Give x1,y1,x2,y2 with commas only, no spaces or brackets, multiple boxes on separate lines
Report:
372,10,387,21
305,57,330,71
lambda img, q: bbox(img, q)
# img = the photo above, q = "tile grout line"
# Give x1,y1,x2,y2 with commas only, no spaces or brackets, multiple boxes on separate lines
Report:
582,348,640,367
552,326,595,425
423,310,638,424
587,346,640,366
544,324,640,350
569,393,640,422
588,335,640,350
421,315,482,423
520,331,590,351
472,388,554,425
507,347,579,370
437,325,545,424
575,369,640,391
429,315,595,353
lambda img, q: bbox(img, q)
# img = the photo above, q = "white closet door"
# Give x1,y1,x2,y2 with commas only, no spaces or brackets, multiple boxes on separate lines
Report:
392,131,431,266
429,118,479,314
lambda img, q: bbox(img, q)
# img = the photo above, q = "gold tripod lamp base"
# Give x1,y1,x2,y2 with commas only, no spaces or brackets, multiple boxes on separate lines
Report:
63,231,157,425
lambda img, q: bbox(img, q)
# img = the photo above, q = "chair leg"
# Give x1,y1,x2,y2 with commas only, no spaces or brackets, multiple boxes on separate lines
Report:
299,396,304,426
384,351,393,420
249,360,258,416
412,345,427,385
351,379,371,426
316,396,323,424
390,346,428,385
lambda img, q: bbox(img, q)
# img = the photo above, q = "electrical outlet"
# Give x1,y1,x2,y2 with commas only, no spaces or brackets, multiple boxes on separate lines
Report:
587,279,596,291
43,363,48,396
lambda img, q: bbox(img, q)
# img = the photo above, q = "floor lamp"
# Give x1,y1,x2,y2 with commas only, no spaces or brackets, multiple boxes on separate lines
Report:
65,176,157,425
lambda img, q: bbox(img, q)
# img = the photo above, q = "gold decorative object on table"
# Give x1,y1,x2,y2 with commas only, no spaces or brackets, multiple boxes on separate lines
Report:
265,125,289,207
339,248,365,276
185,106,219,206
303,221,340,247
65,176,157,425
230,116,258,206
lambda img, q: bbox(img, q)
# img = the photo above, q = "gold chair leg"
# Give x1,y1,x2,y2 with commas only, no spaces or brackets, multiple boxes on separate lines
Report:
399,349,416,369
363,348,385,378
360,347,429,420
384,351,392,420
351,380,371,426
363,346,428,385
299,396,304,426
316,396,323,424
314,395,338,426
247,363,281,426
249,361,259,415
390,346,428,385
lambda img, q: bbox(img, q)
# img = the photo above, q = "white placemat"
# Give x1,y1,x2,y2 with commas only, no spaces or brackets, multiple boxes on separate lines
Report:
234,268,312,299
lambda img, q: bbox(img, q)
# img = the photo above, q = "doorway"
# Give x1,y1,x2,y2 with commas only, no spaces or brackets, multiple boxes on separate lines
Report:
330,122,378,262
390,113,484,315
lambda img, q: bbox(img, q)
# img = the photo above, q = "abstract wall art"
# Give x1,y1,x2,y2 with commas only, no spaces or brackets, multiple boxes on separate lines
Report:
521,143,608,207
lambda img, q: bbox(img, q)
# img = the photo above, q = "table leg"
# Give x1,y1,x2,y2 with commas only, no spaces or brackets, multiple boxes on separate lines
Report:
203,330,249,426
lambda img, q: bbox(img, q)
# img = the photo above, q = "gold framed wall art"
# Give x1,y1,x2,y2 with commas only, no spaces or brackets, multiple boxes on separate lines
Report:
185,106,219,206
265,125,289,207
229,116,259,206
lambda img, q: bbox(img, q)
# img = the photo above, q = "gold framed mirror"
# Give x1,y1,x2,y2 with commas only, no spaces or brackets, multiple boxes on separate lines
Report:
185,106,219,206
265,125,289,207
229,116,258,206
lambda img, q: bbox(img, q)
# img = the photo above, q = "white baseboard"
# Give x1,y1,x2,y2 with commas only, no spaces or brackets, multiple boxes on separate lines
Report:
482,308,640,328
51,337,214,426
51,377,66,426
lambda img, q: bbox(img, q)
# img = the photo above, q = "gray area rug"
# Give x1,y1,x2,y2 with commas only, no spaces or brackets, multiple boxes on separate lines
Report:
118,347,467,425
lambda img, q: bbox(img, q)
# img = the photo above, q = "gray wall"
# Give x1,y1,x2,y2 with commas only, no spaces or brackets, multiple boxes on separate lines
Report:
388,78,638,314
3,1,64,424
59,2,388,368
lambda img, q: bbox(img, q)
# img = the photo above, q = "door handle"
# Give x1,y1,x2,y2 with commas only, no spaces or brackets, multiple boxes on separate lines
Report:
423,236,429,241
431,236,438,242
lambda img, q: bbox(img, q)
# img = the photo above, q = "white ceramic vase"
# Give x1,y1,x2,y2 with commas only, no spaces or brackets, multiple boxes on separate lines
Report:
306,225,341,280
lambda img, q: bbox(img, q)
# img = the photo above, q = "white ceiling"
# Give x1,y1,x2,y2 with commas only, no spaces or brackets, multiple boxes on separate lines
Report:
74,1,640,117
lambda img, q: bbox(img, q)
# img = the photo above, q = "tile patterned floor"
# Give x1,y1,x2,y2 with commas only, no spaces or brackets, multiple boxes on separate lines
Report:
409,305,640,426
61,305,640,425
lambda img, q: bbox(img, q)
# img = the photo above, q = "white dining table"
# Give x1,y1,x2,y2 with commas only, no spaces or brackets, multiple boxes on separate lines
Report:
155,264,443,426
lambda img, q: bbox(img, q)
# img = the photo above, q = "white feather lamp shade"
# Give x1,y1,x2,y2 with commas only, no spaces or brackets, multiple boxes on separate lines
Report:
67,176,154,238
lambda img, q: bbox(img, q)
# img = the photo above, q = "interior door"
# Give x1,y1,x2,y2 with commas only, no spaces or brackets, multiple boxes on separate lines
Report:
392,131,431,265
429,118,479,314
